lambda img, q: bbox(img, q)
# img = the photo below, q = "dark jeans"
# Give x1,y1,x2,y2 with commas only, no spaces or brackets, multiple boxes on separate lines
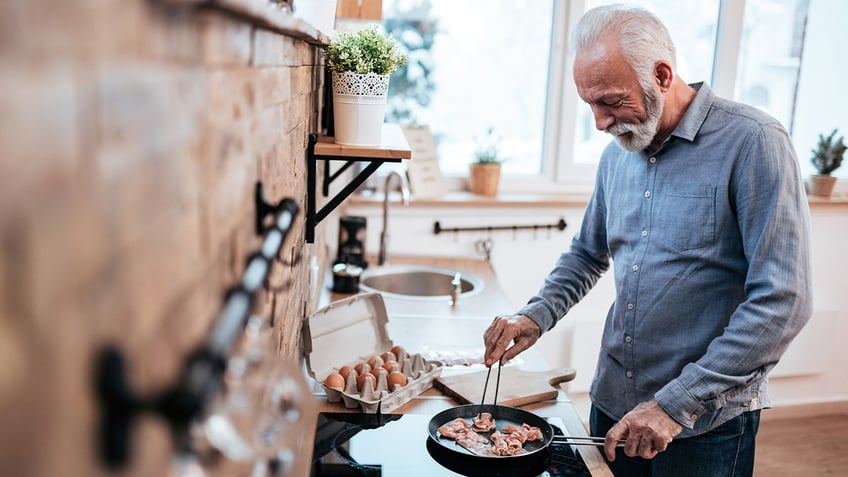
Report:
590,405,760,477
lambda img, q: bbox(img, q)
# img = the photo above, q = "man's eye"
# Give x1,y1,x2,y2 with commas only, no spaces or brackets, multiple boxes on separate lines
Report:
606,99,624,108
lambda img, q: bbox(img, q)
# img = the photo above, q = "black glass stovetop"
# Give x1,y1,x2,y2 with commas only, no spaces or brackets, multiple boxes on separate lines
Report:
310,412,592,477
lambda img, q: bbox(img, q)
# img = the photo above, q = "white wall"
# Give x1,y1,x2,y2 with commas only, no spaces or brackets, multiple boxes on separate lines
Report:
343,199,848,412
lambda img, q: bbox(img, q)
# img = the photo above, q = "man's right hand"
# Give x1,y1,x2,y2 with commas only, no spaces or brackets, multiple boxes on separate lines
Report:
483,314,541,367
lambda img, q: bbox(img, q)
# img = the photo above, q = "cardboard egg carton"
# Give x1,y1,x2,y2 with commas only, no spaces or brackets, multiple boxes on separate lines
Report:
303,292,443,413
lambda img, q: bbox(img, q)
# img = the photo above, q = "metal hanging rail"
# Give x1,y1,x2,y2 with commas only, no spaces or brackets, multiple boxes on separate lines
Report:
94,188,299,469
433,218,567,235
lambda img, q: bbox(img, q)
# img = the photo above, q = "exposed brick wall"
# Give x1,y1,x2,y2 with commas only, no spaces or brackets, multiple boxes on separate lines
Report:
0,1,327,475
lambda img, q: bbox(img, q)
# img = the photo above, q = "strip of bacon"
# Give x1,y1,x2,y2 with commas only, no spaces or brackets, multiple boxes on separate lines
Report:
437,417,471,439
472,412,496,432
455,428,493,455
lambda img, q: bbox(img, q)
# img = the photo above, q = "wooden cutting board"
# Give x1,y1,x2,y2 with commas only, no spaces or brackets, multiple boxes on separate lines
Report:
434,367,577,407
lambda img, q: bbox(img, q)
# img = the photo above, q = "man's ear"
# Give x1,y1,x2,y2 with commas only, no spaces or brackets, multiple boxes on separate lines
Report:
655,62,673,91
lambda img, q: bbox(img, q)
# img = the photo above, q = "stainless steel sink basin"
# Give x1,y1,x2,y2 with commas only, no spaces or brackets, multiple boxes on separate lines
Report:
359,264,484,300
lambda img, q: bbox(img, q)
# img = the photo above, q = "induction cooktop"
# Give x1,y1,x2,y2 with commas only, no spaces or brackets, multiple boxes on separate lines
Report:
310,412,593,477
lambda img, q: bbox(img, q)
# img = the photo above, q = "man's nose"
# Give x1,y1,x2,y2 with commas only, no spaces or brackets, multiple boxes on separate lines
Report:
592,106,615,131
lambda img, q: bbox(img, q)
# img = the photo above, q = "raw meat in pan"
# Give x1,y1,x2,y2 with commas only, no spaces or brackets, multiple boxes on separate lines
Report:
455,429,493,455
472,412,496,432
438,416,544,457
437,417,472,439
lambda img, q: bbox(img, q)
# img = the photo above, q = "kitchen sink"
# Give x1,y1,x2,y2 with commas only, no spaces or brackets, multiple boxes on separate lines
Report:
359,264,484,300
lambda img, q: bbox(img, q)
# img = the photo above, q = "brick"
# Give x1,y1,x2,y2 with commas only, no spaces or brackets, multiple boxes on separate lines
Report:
0,58,80,221
12,0,149,60
252,28,301,67
22,188,115,327
197,121,257,258
206,68,258,127
194,8,252,66
255,66,292,108
93,62,194,178
142,2,203,62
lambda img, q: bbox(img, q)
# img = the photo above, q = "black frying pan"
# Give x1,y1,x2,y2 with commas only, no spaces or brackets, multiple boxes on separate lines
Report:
427,403,556,460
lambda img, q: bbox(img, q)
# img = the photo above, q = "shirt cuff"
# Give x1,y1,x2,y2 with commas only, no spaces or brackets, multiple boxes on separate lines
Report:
654,380,706,429
517,301,557,334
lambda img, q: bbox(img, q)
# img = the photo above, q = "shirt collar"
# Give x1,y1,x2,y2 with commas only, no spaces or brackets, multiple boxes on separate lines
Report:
670,81,714,142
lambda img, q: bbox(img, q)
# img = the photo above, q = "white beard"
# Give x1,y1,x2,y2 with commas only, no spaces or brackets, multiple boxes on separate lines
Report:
606,87,664,152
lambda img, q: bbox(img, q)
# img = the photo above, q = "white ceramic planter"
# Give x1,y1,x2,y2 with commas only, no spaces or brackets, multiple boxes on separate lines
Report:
332,72,389,146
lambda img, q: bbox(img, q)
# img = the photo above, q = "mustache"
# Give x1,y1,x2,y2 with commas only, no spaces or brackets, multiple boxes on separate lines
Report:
606,123,637,135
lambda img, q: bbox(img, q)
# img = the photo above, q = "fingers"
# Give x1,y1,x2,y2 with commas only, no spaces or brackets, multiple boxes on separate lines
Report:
483,317,508,366
482,315,541,367
606,400,679,461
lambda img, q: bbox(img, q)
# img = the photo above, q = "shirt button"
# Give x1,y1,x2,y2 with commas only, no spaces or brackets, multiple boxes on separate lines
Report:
632,264,639,272
644,191,651,198
626,303,634,310
649,157,657,164
691,413,698,420
641,230,648,237
625,335,632,343
626,371,633,378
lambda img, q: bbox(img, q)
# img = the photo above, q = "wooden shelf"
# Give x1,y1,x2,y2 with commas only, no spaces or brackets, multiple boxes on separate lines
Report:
306,124,412,243
314,124,413,160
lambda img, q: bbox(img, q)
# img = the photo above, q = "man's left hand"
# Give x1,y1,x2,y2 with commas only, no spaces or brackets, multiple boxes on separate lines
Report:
604,399,683,461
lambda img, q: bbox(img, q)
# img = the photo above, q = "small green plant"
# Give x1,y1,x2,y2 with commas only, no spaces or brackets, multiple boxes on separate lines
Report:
325,24,408,75
473,127,503,164
810,128,846,176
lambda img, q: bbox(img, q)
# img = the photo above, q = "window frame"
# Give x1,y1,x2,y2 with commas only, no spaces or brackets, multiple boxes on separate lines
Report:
507,0,751,193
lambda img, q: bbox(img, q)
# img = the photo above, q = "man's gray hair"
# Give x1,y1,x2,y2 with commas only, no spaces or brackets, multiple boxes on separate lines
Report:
573,4,677,87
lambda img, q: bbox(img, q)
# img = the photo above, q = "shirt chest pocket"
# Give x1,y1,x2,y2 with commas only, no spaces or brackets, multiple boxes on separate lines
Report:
655,184,716,250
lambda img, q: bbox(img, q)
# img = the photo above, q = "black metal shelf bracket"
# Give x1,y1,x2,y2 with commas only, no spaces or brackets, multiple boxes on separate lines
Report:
306,133,402,243
94,196,300,469
433,218,568,235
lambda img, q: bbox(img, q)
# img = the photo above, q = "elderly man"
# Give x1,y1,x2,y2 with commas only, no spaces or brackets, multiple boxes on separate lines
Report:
483,4,812,476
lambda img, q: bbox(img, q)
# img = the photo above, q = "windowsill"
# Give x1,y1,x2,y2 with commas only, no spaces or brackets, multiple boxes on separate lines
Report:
351,190,593,209
349,189,848,209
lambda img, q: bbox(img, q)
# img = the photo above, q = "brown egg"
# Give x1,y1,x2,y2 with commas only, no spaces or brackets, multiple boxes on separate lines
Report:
370,366,388,382
367,355,384,370
391,345,405,358
354,361,371,376
387,371,407,389
380,351,397,362
338,365,353,380
324,373,345,390
382,360,400,373
356,372,376,393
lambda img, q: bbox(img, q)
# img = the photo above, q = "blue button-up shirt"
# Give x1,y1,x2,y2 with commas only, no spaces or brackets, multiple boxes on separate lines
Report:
520,83,813,437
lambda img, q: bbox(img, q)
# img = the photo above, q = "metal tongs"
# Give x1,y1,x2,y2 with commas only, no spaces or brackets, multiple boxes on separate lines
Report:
553,435,625,447
479,360,502,408
481,362,623,448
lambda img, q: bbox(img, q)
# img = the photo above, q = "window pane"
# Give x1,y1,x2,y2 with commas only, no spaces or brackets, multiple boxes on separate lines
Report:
383,0,554,175
572,0,720,164
735,0,808,131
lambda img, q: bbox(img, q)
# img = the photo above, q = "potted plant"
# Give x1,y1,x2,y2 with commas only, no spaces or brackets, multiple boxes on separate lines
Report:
468,127,504,196
325,24,408,146
809,128,845,197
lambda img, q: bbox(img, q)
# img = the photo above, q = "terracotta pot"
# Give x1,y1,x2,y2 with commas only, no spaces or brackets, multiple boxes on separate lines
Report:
468,163,501,196
809,174,837,197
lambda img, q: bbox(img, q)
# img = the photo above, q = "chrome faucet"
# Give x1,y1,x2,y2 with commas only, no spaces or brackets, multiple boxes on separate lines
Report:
378,171,410,266
449,272,462,307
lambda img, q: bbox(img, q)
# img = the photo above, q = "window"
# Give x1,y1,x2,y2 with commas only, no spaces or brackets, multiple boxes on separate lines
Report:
383,0,554,177
384,0,845,188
